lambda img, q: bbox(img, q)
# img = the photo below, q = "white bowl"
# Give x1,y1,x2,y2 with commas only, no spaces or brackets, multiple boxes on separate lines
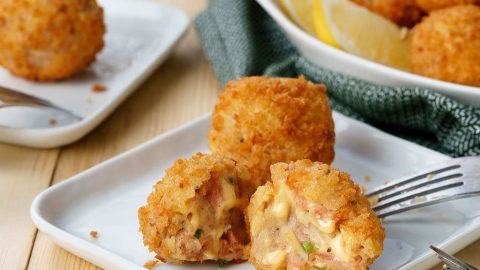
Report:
256,0,480,106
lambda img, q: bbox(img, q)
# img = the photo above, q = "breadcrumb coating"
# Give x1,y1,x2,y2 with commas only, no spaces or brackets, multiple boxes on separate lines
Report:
416,0,479,12
0,0,105,81
138,153,251,263
411,5,480,86
209,76,335,194
351,0,424,27
247,160,384,270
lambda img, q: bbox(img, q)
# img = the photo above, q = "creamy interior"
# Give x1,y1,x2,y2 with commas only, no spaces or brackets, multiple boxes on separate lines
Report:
250,178,352,269
185,173,245,261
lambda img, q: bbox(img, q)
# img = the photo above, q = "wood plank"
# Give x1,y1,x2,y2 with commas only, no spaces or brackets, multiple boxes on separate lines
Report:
0,145,59,270
27,0,218,269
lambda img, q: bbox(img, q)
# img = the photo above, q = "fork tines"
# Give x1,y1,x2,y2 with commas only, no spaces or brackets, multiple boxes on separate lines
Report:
365,157,480,218
431,245,479,270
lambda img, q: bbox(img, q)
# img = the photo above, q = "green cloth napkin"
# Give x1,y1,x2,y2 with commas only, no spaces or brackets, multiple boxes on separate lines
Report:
195,0,480,157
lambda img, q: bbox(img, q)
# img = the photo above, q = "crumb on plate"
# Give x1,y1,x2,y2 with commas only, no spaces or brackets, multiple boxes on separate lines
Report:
48,118,57,126
143,260,159,269
89,230,98,238
92,83,107,92
364,175,371,182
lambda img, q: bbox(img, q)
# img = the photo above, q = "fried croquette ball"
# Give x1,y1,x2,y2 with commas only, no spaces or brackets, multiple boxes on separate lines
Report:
209,76,335,192
138,153,251,263
246,160,384,270
0,0,105,81
351,0,424,27
411,5,480,86
416,0,479,12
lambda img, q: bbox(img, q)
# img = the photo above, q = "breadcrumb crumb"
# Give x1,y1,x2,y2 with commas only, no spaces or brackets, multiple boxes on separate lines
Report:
369,196,380,206
92,84,107,92
143,260,159,269
364,175,371,182
48,118,57,126
89,230,98,238
411,195,427,203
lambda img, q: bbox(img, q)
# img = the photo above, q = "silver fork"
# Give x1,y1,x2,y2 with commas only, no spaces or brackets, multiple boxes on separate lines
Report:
0,85,82,122
365,156,480,218
431,245,479,270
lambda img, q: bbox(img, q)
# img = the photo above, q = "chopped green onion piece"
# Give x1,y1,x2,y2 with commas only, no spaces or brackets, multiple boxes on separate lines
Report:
218,260,227,267
194,229,202,239
302,241,317,253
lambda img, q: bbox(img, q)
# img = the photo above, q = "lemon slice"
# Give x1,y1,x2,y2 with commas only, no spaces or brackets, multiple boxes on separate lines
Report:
277,0,316,35
313,0,341,48
318,0,411,70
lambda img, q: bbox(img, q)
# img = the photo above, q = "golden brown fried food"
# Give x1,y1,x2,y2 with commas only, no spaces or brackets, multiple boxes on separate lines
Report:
416,0,479,12
0,0,105,81
246,160,384,270
411,5,480,87
351,0,424,27
138,153,251,263
209,76,335,193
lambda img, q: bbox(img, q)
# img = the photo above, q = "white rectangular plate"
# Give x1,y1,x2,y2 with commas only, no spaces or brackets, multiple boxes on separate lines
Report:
0,0,189,148
256,0,480,106
31,112,480,270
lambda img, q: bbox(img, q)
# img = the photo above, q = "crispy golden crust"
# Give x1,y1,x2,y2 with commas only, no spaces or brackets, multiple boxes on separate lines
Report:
209,76,335,193
351,0,424,27
138,153,250,263
0,0,105,81
411,5,480,87
416,0,479,12
247,160,384,270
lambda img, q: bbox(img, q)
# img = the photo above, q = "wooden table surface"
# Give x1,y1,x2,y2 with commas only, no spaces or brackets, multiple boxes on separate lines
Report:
0,0,478,269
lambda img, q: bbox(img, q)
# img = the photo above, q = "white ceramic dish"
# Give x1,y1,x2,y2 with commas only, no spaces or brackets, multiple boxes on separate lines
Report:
256,0,480,106
0,0,189,148
31,112,480,270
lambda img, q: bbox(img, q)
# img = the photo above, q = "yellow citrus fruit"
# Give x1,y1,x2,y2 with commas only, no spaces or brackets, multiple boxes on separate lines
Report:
277,0,316,35
315,0,412,70
313,0,341,48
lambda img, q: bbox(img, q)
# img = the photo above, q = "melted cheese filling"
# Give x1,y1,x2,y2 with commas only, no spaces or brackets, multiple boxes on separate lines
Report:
256,177,352,268
187,174,241,258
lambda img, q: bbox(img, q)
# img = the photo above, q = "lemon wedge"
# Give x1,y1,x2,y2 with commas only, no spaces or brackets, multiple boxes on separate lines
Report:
313,0,341,48
315,0,412,70
277,0,316,35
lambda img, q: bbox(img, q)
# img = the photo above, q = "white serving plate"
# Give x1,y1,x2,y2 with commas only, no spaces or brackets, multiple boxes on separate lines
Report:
256,0,480,106
0,0,189,148
31,112,480,270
